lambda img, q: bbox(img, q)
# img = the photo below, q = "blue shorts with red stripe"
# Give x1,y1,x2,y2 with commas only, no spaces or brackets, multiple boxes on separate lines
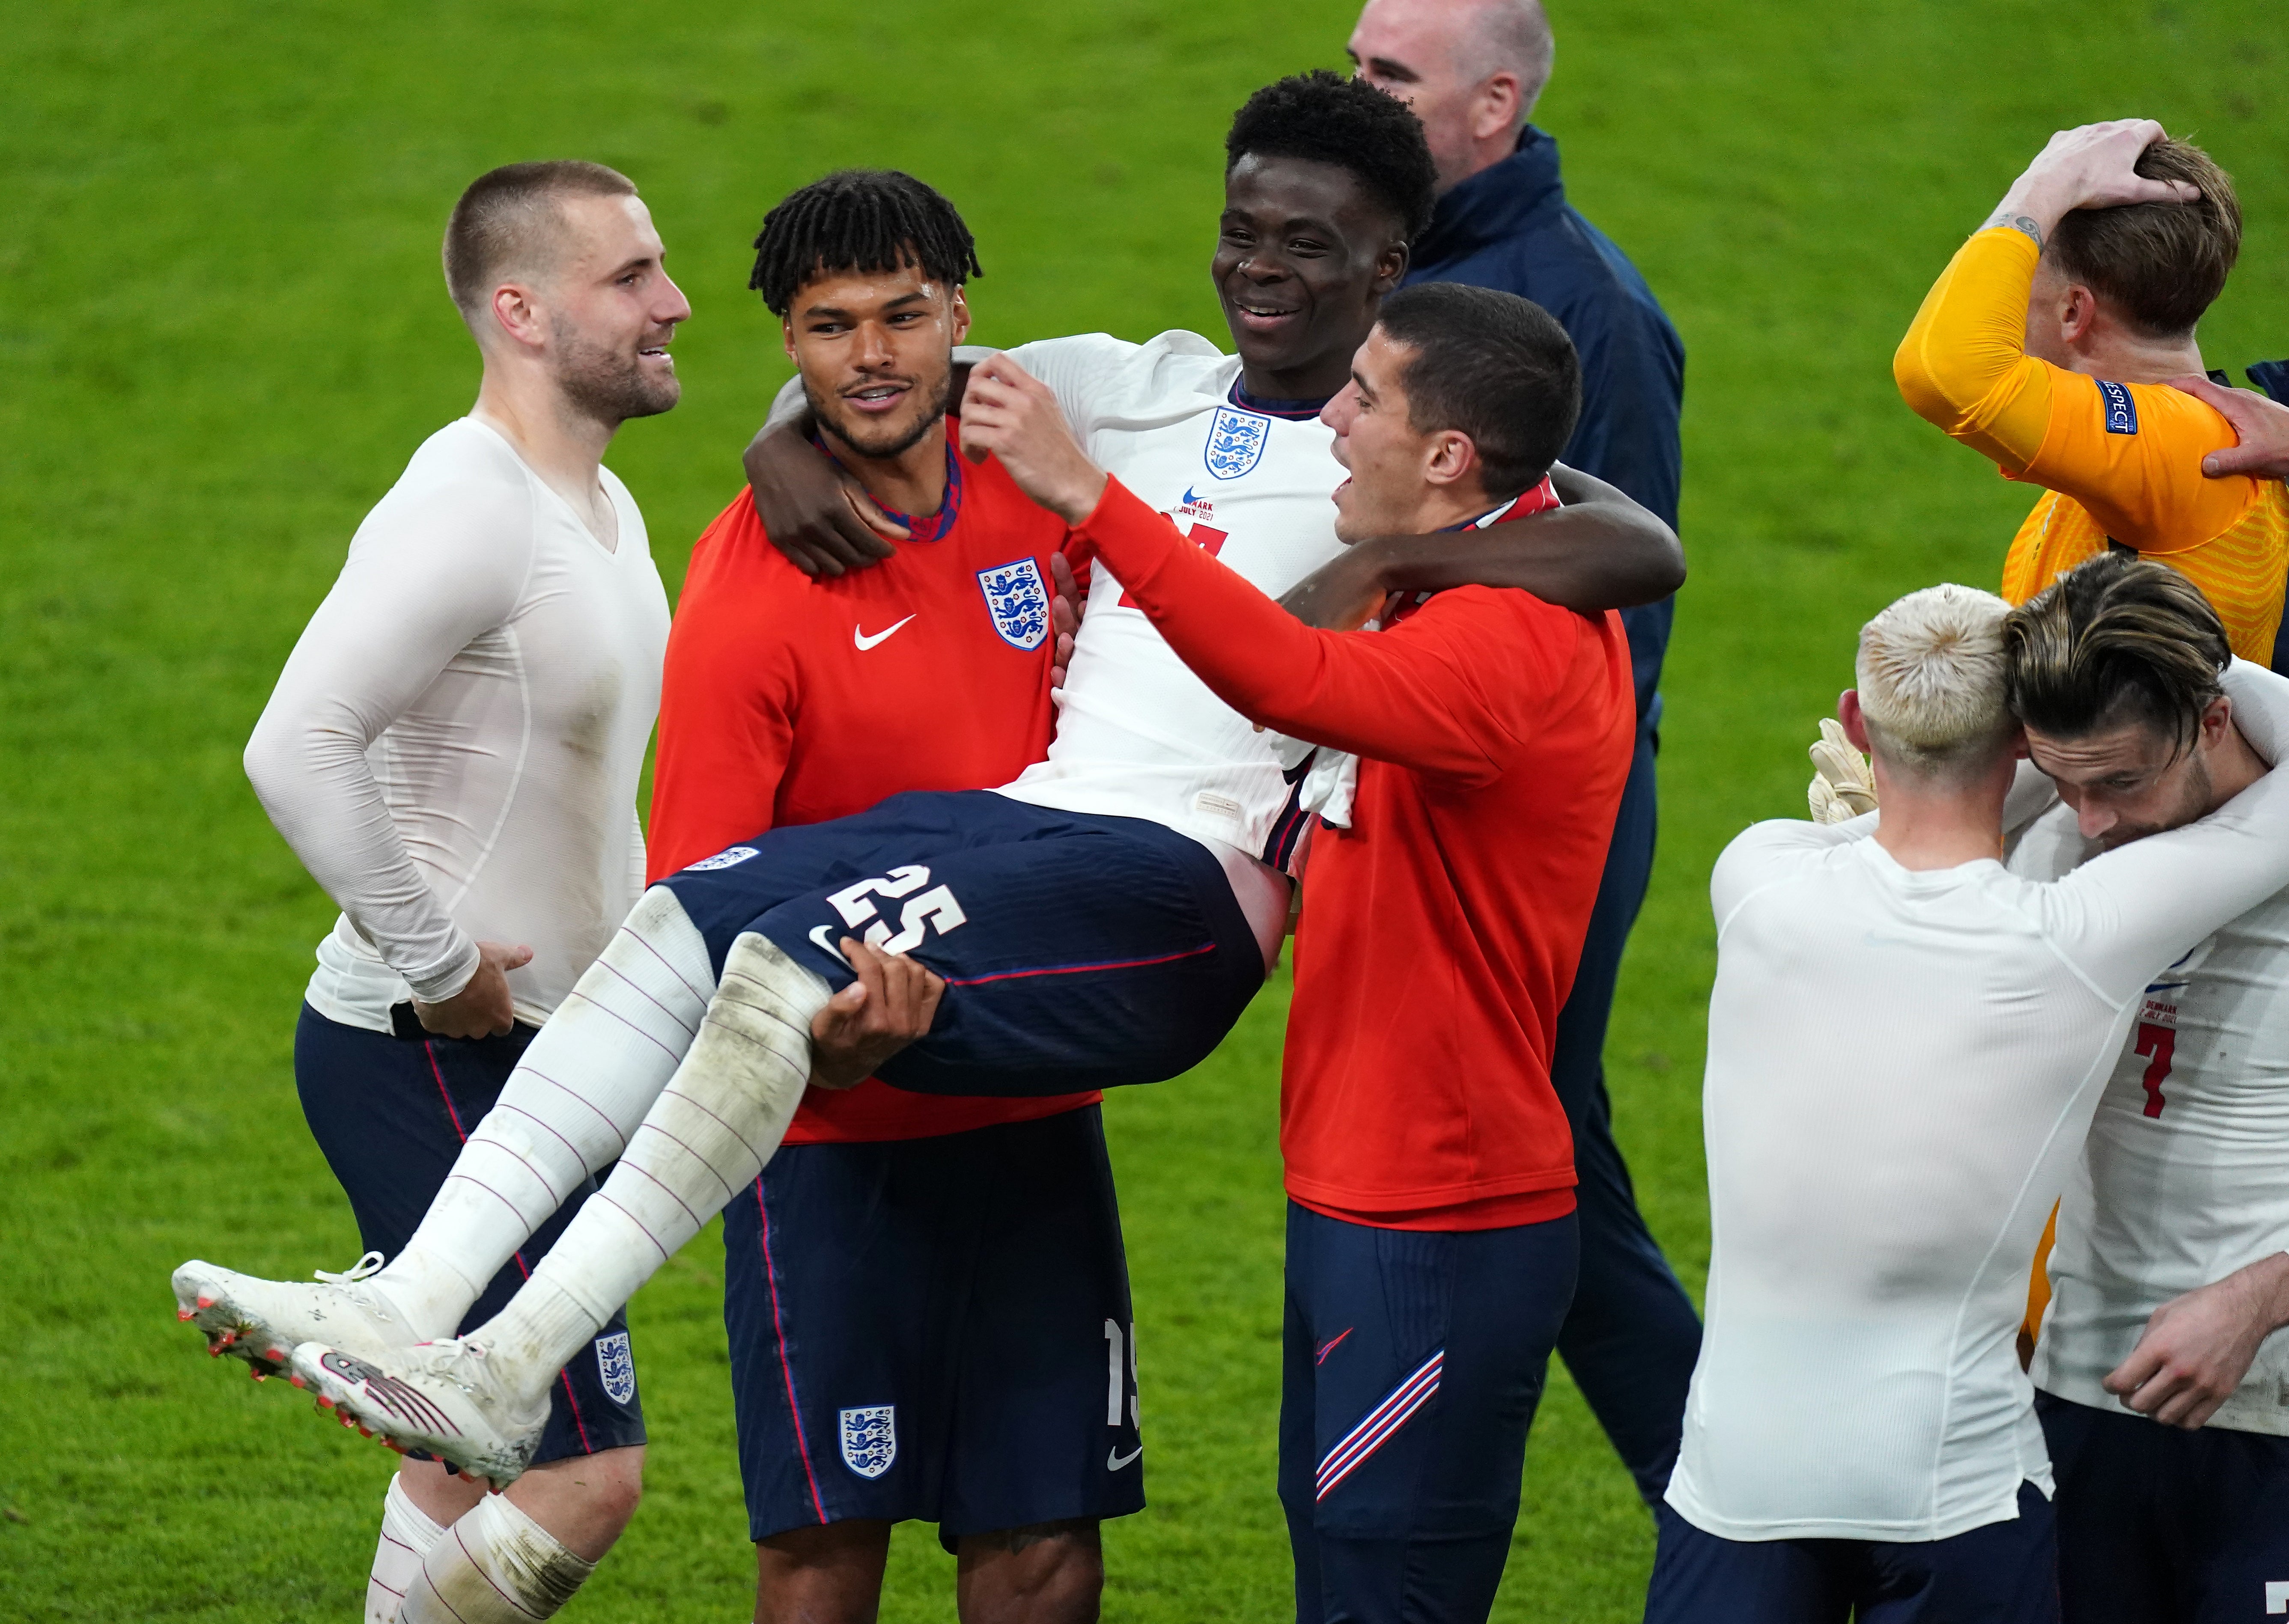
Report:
295,1004,646,1466
1279,1201,1578,1624
722,1105,1142,1547
658,790,1265,1098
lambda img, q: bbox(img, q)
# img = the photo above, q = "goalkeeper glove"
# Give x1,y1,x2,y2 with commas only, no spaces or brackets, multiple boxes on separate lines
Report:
1808,718,1878,824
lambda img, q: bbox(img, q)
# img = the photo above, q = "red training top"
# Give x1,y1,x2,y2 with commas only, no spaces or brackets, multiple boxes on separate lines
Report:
1074,476,1633,1230
648,425,1098,1143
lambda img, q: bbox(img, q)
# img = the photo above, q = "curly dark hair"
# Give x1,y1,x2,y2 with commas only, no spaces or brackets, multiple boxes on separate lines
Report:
749,169,982,316
1225,70,1437,244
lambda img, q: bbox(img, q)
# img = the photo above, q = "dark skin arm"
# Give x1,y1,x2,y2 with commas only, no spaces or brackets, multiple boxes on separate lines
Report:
741,365,982,577
1276,463,1687,631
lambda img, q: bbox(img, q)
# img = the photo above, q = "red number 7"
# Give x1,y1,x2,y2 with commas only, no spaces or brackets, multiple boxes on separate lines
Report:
2133,1022,2175,1119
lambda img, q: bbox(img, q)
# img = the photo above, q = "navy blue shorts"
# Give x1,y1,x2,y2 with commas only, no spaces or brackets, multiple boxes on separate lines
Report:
1644,1482,2059,1624
658,791,1264,1098
721,1106,1142,1548
1278,1202,1579,1624
294,1004,646,1465
2039,1390,2289,1622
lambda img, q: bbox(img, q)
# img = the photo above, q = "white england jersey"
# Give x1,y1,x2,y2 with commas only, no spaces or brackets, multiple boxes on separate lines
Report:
988,332,1347,854
1667,661,2289,1544
244,417,669,1032
2012,751,2289,1436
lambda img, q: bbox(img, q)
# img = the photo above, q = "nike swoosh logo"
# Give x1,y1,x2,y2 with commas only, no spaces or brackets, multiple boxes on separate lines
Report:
807,925,851,964
1107,1445,1142,1470
854,615,916,651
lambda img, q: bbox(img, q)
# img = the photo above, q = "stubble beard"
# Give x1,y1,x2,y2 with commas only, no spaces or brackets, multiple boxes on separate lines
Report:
551,317,680,428
2093,750,2215,853
807,369,954,462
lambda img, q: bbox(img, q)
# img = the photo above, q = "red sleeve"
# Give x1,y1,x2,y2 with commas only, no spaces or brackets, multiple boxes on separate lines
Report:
1077,476,1547,783
645,503,799,881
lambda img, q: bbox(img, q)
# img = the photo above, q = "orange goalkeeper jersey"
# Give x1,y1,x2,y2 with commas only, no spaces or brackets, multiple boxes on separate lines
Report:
1896,227,2288,661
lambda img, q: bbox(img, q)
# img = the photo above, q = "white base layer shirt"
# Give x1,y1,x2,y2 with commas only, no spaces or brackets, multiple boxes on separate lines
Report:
2012,717,2289,1435
989,333,1347,854
1667,660,2289,1543
244,417,670,1032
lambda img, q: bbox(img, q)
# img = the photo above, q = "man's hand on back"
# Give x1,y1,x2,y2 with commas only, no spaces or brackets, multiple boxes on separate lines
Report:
959,357,1108,526
807,937,947,1090
1985,119,2201,247
412,940,534,1039
2173,375,2289,481
742,422,906,578
2101,1252,2289,1429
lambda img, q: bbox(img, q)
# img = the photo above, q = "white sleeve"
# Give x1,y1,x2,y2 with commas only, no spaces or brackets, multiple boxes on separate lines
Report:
628,804,650,899
1001,333,1137,440
242,484,531,1002
2042,661,2289,1002
1711,814,1873,928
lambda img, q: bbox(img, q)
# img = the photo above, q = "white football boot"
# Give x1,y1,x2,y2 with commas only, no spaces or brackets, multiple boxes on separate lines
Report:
290,1337,550,1487
171,1252,414,1378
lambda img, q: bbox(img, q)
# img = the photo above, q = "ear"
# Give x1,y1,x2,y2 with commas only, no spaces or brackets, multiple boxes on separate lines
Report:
1421,428,1479,491
2197,693,2234,750
781,314,798,363
2059,283,2101,348
948,285,972,348
489,282,547,353
1472,71,1523,142
1839,690,1871,753
1373,238,1410,295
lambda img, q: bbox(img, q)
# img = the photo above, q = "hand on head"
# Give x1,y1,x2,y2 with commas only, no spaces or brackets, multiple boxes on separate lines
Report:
1996,119,2201,238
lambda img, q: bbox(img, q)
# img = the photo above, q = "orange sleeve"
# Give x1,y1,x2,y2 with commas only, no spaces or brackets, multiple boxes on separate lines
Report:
1896,227,2255,551
645,498,799,881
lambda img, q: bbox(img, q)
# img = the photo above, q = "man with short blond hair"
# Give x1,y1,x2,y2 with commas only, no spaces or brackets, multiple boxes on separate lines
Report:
175,159,688,1624
1651,569,2289,1622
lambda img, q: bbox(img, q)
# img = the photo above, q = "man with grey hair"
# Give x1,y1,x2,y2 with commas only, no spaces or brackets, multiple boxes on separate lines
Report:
174,161,688,1624
1648,579,2289,1621
1347,0,1696,1507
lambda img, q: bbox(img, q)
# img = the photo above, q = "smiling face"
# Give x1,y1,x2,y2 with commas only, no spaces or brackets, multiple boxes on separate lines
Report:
783,260,969,460
1320,324,1481,541
2023,703,2227,851
1214,153,1410,402
539,193,691,423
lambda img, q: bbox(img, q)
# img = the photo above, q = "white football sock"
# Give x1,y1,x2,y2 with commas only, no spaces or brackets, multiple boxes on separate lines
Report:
399,1491,596,1624
376,887,716,1338
475,933,827,1389
367,1474,445,1624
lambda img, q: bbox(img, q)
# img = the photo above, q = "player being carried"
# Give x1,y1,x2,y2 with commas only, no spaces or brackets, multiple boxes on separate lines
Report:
172,72,1684,1488
1895,118,2287,663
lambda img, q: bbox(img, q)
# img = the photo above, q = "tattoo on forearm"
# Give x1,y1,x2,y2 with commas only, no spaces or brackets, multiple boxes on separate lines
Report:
1984,211,2044,250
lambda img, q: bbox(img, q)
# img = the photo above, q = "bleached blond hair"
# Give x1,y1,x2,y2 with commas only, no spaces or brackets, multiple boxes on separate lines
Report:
1856,583,2015,773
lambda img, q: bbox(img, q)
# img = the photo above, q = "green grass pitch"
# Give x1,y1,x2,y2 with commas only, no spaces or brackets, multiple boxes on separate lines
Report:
2,1,2283,1617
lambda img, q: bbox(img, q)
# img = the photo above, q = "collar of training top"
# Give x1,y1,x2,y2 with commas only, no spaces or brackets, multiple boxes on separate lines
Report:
1415,125,1566,263
1225,379,1331,421
808,425,964,544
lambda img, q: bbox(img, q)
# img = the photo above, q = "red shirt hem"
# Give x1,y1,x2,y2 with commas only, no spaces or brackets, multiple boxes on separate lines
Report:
1286,1183,1578,1232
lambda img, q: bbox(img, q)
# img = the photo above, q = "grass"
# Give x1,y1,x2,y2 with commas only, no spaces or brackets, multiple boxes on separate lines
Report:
1,0,2282,1618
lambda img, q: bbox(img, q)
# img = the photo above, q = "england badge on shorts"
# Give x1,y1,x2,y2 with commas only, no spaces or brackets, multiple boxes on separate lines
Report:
977,558,1050,650
839,1404,897,1478
1203,405,1269,480
594,1331,636,1405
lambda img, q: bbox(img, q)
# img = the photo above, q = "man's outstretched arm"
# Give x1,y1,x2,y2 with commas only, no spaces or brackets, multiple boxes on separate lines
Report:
1277,463,1682,632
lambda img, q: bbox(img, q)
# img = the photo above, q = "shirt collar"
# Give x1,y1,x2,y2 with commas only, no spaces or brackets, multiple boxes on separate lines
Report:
808,425,965,544
1226,378,1332,420
1415,125,1566,263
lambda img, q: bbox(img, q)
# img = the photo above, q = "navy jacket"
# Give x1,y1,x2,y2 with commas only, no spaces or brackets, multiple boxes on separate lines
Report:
1405,127,1685,732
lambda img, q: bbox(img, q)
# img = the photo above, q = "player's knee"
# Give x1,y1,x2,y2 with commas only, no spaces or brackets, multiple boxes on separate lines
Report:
581,1444,645,1535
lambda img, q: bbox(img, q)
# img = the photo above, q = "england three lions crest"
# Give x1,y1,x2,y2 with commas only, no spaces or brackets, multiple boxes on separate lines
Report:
593,1331,636,1406
1204,405,1270,480
840,1404,897,1478
977,557,1050,651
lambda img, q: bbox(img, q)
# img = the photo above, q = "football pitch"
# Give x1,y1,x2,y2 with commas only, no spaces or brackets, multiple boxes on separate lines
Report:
2,1,2283,1618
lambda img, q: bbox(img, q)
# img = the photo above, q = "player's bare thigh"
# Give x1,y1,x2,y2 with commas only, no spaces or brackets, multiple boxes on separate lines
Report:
755,1518,1101,1624
398,1445,645,1559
